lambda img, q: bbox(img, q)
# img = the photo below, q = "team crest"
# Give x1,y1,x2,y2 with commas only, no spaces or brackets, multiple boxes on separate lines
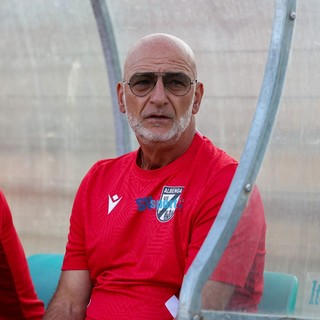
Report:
156,186,184,222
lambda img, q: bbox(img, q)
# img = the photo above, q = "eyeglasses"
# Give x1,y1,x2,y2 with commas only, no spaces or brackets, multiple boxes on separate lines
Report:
123,72,197,97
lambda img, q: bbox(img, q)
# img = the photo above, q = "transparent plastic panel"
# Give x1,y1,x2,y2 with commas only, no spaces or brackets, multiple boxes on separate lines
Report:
256,1,320,317
0,0,116,252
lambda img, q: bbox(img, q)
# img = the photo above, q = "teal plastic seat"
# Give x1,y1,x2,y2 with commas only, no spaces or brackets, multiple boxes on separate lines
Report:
27,253,64,308
258,271,299,315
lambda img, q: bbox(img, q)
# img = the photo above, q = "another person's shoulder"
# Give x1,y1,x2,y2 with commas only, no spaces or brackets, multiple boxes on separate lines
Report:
0,189,7,205
0,190,11,222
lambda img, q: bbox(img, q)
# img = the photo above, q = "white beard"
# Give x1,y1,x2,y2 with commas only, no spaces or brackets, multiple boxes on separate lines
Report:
123,89,195,143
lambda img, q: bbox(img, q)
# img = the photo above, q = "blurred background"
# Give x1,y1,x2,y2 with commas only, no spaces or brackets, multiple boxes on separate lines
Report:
0,0,319,316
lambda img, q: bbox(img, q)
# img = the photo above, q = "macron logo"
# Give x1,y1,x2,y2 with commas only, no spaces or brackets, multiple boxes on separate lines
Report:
108,194,122,214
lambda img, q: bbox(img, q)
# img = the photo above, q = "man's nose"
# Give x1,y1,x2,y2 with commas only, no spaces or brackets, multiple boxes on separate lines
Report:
150,76,168,103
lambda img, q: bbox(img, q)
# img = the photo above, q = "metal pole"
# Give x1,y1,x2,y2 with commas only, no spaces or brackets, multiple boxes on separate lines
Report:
90,0,132,156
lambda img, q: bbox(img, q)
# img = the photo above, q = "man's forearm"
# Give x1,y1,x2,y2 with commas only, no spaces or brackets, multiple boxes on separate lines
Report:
201,280,235,310
44,300,86,320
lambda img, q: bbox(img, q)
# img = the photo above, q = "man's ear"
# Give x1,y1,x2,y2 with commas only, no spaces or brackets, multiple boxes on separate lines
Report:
117,82,126,113
192,82,204,115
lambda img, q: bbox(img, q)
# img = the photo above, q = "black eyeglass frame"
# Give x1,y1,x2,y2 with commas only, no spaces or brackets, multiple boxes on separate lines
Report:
122,72,197,97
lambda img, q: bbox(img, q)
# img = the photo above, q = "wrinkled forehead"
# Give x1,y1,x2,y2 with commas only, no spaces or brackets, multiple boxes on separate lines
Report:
123,36,197,79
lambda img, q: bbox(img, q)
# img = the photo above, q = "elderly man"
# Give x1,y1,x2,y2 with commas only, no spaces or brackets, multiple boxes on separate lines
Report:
44,33,266,320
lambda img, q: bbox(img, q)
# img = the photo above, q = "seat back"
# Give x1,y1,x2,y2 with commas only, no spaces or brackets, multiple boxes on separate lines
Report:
258,271,299,315
27,253,64,308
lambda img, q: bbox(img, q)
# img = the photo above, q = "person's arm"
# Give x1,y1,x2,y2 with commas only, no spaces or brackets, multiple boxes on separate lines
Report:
201,280,235,310
44,270,92,320
0,191,45,319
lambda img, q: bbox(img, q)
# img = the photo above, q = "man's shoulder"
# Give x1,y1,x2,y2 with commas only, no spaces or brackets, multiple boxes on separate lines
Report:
194,132,238,168
86,151,137,177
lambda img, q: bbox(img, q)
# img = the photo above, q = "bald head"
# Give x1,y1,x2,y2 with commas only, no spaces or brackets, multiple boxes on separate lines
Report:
123,33,197,80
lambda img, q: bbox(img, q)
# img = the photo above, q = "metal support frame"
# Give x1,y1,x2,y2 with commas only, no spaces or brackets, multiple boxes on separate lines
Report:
90,0,132,156
200,310,315,320
178,0,297,319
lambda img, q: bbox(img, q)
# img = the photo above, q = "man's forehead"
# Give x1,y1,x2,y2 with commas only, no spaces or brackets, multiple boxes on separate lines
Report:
126,57,193,76
124,43,195,78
